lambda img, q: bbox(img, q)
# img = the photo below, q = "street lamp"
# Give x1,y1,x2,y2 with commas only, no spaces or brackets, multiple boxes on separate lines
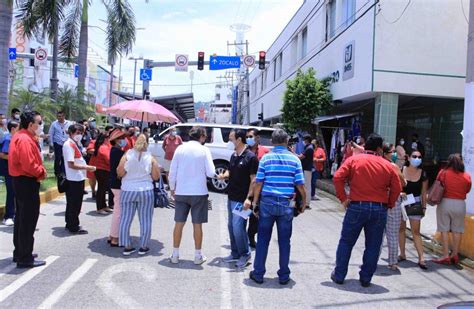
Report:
129,55,144,99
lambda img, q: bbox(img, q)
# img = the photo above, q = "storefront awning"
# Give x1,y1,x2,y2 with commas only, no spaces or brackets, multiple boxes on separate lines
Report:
312,113,359,125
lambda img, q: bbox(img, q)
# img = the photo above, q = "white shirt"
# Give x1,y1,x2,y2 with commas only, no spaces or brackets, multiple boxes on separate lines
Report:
169,140,216,196
121,149,154,192
63,138,87,181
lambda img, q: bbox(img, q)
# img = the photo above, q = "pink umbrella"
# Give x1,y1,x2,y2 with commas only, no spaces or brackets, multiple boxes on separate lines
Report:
106,100,179,123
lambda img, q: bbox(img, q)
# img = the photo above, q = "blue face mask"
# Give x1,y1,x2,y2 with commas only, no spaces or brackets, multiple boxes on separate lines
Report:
410,157,422,167
119,139,127,148
246,137,255,147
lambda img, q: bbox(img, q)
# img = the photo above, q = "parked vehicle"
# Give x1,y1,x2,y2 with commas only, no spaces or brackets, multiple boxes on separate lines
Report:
148,123,275,193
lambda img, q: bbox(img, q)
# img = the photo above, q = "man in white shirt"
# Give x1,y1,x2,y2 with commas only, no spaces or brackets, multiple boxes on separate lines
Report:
168,126,216,265
63,124,96,235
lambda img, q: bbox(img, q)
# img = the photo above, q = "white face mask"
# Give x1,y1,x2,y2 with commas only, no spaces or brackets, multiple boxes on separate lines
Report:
227,141,235,150
14,114,20,120
73,134,83,143
400,140,405,146
35,126,42,136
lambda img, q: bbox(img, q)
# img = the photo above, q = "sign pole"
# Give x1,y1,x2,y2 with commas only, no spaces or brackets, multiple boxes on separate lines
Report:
246,40,250,125
133,59,137,98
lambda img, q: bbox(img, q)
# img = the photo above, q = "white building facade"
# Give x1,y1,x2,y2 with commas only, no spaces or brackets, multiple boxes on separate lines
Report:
209,84,232,124
247,0,468,161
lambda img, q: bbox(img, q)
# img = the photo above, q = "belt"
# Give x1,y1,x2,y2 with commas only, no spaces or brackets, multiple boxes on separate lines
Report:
350,201,388,207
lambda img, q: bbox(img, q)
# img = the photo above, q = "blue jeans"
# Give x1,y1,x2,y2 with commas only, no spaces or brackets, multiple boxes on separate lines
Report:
311,170,320,197
227,200,250,258
253,195,293,282
334,202,387,283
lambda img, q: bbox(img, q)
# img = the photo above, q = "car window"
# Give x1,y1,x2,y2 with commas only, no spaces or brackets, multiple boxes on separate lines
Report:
259,130,273,146
221,128,232,143
176,126,192,142
205,127,214,144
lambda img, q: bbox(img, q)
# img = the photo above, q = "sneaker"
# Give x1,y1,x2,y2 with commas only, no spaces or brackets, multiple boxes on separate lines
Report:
331,271,344,285
170,255,179,264
97,210,108,215
249,271,263,284
122,248,136,256
104,207,114,213
222,255,239,263
3,218,14,226
311,196,320,201
194,255,207,265
69,229,88,235
138,247,150,255
236,255,251,268
305,205,312,210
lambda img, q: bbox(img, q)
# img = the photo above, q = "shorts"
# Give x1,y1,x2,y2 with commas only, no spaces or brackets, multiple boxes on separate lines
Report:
174,195,209,224
162,160,172,172
437,198,466,233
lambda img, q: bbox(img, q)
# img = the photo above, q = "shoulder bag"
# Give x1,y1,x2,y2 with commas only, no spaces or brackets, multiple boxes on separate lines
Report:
428,170,446,206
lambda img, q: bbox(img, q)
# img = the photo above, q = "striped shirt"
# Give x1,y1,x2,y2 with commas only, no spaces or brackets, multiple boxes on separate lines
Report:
256,146,305,199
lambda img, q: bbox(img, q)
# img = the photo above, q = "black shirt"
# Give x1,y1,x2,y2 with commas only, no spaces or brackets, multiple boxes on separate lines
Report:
301,144,314,171
109,146,124,189
403,169,427,197
228,148,259,202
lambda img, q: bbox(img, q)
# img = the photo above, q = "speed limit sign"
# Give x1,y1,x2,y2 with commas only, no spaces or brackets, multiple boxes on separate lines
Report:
243,55,255,68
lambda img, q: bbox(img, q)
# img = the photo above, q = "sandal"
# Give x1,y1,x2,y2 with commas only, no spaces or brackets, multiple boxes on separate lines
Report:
388,264,398,271
418,262,428,270
398,256,407,262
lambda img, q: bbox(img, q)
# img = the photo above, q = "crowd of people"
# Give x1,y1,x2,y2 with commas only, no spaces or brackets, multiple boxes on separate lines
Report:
0,109,471,288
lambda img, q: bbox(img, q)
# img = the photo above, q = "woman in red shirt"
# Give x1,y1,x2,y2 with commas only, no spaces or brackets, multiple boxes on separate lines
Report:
90,132,112,214
433,154,472,265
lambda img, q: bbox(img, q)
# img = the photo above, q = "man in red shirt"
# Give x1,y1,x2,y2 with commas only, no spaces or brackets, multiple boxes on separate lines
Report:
162,127,183,173
331,133,402,287
312,139,326,200
9,111,47,268
123,126,136,152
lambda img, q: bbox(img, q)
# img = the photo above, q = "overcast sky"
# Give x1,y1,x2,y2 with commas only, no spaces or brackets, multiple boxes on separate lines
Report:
88,0,303,102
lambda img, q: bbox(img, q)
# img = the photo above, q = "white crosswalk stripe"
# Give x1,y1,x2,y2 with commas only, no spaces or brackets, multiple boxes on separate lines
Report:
0,255,59,303
38,258,98,309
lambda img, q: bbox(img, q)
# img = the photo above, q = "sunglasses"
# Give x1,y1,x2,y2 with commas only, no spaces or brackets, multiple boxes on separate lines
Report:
36,121,43,126
246,135,254,138
411,155,422,159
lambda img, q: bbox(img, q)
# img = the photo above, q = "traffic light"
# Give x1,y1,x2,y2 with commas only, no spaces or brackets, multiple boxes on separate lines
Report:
143,89,150,100
198,52,205,70
258,112,264,121
258,51,266,70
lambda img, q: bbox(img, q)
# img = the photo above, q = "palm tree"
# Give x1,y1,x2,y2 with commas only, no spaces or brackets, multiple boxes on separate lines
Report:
60,0,136,101
0,0,14,115
9,88,57,123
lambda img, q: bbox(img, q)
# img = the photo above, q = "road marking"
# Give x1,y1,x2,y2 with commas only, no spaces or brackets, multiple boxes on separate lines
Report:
0,255,59,303
38,258,98,309
0,264,17,280
219,208,232,309
96,262,157,308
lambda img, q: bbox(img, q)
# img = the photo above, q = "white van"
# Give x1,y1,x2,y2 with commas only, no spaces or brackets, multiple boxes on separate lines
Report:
148,123,275,193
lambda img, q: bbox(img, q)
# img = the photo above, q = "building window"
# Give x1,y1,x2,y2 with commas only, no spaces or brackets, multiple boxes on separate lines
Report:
343,0,356,28
326,0,337,41
291,36,298,65
215,93,221,101
273,53,282,81
260,73,264,93
301,27,308,58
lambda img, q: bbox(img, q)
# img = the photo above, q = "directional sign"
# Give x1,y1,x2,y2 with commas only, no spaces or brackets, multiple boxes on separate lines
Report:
8,48,16,60
243,55,255,68
175,54,189,72
74,65,79,78
209,56,241,70
140,68,152,81
35,47,48,66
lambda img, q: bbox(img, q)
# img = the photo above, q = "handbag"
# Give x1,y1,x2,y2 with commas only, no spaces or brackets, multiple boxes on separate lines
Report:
402,194,424,216
57,173,69,193
153,176,169,208
428,170,446,206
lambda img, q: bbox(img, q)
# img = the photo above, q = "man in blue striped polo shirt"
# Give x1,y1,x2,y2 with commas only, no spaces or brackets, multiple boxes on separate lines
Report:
244,129,306,285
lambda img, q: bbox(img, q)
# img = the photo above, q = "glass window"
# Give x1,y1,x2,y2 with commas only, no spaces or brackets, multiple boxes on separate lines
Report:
326,0,337,41
301,27,308,58
258,129,274,146
205,127,214,144
215,93,221,101
221,128,232,143
176,126,191,142
343,0,356,28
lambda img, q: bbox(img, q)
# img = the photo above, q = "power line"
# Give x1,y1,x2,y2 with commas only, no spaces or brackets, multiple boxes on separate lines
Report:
461,0,469,24
379,0,411,24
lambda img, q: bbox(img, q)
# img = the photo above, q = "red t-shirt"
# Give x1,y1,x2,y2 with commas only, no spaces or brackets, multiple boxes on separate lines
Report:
257,145,270,161
123,136,135,152
313,147,326,172
90,142,111,172
437,168,472,200
8,129,46,180
163,135,183,161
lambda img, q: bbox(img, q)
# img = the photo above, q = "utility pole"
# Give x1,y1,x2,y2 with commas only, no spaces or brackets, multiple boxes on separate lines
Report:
245,40,250,125
108,63,114,107
463,1,474,214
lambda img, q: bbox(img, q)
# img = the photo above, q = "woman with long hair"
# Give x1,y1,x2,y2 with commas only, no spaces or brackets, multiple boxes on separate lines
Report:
433,154,471,265
399,150,429,270
117,134,160,255
90,132,112,215
382,143,406,271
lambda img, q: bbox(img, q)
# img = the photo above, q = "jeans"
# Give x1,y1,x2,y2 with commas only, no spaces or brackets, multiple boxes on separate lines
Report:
311,170,320,197
227,199,250,258
334,202,387,283
253,195,293,282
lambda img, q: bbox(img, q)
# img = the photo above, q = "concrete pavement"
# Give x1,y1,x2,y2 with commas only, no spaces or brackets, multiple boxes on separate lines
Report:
0,190,473,308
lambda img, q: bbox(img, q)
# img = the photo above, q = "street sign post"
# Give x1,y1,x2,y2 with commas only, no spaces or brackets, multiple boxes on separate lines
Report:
34,47,48,66
243,55,255,68
8,48,16,60
175,54,189,72
140,68,152,81
74,65,79,78
209,56,241,70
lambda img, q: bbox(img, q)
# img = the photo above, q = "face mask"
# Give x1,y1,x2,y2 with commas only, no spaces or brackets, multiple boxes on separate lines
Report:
35,126,42,136
356,138,361,144
89,121,96,128
391,152,398,163
73,134,83,143
14,114,20,120
135,132,140,137
400,140,405,146
410,157,422,167
227,141,235,150
119,139,127,148
411,142,418,150
246,137,255,147
171,131,177,137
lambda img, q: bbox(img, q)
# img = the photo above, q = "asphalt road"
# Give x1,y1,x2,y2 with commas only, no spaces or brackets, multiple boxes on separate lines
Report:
0,190,473,308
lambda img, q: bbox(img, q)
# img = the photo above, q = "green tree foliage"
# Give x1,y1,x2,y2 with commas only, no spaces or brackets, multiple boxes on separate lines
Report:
281,68,333,134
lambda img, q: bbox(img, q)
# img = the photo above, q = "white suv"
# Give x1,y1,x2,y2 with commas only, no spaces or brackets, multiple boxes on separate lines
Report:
148,123,275,193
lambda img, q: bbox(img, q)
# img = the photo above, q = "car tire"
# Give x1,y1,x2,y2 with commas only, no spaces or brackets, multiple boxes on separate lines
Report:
210,162,229,193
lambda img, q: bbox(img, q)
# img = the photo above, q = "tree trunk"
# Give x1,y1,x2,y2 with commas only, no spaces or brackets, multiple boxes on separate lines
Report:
50,23,59,101
0,0,13,114
77,0,88,101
